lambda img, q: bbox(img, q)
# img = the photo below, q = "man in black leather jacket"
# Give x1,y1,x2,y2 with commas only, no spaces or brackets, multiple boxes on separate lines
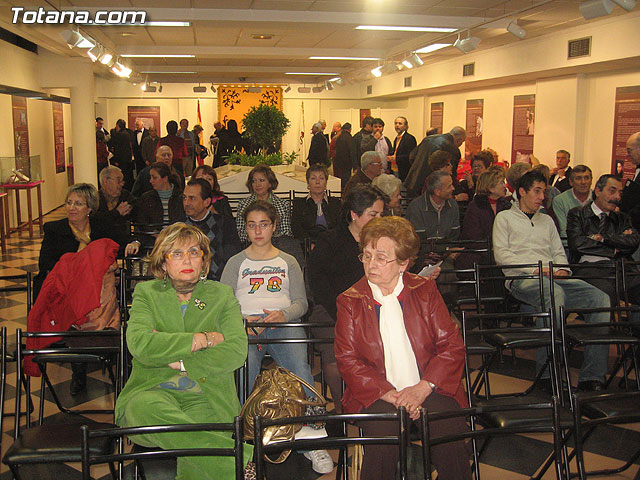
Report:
567,174,640,306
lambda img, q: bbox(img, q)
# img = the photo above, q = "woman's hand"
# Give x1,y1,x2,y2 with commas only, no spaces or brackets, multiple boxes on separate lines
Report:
426,266,441,281
191,332,208,352
168,361,181,370
395,381,433,420
206,331,225,346
246,315,265,335
380,389,400,406
263,309,285,323
125,241,140,256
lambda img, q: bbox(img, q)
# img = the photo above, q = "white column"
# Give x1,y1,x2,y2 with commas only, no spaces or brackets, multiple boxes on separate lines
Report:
69,63,97,185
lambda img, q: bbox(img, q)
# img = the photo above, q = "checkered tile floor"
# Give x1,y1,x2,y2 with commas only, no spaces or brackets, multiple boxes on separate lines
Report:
0,207,638,479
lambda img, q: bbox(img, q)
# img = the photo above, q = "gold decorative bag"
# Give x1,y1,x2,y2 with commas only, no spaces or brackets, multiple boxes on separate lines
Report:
241,366,327,463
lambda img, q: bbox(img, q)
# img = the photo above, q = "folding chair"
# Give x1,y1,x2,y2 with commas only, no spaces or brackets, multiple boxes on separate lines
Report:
21,328,123,421
2,328,120,480
253,408,410,480
81,418,246,480
572,390,640,479
420,398,565,480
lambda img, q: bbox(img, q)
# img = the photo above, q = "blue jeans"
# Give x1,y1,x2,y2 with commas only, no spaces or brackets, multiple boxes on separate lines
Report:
510,277,610,383
247,326,315,399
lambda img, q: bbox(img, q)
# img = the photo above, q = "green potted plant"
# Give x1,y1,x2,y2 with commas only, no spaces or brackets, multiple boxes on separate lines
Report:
242,104,291,157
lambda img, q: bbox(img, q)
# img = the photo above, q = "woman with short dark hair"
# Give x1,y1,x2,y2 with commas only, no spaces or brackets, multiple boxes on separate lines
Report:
236,164,292,245
291,164,341,239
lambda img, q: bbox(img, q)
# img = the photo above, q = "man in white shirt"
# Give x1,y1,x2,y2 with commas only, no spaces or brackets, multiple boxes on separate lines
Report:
549,149,572,192
493,170,610,392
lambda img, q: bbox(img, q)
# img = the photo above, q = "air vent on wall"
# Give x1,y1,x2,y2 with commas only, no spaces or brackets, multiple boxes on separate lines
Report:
568,37,591,59
366,85,372,95
463,63,475,77
404,76,412,88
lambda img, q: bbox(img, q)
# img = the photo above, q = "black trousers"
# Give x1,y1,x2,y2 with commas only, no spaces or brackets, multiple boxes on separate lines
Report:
359,393,472,480
572,261,640,306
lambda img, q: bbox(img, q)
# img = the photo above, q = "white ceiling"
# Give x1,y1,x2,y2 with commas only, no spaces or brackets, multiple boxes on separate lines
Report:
0,0,636,85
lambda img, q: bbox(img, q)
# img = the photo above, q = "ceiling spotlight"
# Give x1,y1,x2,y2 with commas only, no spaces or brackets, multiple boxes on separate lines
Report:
402,53,424,69
371,66,383,78
60,29,94,49
144,85,157,93
324,81,334,91
193,85,207,93
141,82,147,91
381,63,400,74
112,60,132,78
507,21,526,39
87,44,102,62
99,51,114,66
284,85,291,93
329,77,345,86
210,84,217,93
579,0,615,19
611,0,636,10
454,34,481,53
298,86,311,93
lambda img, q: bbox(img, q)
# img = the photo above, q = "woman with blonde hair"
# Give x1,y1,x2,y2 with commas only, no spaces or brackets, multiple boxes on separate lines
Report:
115,222,253,479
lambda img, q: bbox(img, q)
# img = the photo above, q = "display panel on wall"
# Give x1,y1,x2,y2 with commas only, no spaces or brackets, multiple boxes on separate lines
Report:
217,86,282,130
127,106,160,131
464,99,483,162
12,96,30,175
52,102,65,173
430,102,444,134
359,109,371,127
511,94,535,164
611,86,640,179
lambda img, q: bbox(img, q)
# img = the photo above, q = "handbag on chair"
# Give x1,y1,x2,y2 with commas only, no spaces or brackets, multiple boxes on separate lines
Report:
241,366,327,463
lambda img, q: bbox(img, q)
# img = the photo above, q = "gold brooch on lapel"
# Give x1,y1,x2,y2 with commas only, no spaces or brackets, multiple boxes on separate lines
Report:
194,298,206,310
367,305,372,310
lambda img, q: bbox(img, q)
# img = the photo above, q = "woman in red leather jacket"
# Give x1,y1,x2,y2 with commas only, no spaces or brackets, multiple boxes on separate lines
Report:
335,216,471,480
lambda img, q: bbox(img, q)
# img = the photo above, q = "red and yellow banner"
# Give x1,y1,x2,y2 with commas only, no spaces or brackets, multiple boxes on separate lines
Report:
217,86,282,130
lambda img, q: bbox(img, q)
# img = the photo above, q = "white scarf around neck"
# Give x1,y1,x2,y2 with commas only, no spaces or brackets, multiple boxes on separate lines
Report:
368,275,420,390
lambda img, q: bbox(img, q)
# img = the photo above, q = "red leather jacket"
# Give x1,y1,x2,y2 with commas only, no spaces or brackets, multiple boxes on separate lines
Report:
335,272,467,413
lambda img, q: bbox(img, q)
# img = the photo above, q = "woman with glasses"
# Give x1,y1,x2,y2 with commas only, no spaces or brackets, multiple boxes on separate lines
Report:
220,200,334,475
235,164,292,245
335,216,471,480
33,183,129,393
116,222,254,479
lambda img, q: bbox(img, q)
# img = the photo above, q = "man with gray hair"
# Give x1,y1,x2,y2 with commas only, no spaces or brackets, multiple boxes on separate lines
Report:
342,150,383,198
621,131,640,230
131,145,184,197
404,126,466,198
308,121,329,166
407,170,460,240
94,165,135,241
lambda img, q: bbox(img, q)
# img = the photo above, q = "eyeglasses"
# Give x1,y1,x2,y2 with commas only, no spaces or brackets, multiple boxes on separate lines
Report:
358,253,398,266
165,247,204,261
247,221,272,230
65,200,87,208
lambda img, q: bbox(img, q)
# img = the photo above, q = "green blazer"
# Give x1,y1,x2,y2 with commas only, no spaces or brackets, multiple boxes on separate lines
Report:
115,279,247,425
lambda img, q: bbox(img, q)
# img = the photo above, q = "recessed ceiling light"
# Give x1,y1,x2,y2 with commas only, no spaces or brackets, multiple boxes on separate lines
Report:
252,34,273,40
415,43,451,54
356,25,456,33
285,72,340,75
309,56,380,61
121,54,195,58
140,71,197,74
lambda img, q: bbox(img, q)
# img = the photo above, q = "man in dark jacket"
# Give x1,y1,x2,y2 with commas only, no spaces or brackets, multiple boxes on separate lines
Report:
352,116,375,170
567,174,640,307
108,118,134,191
333,123,356,192
389,116,417,181
621,131,640,230
308,122,329,166
404,126,466,199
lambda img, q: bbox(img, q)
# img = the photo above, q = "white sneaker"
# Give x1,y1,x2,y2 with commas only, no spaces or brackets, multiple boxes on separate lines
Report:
304,449,334,474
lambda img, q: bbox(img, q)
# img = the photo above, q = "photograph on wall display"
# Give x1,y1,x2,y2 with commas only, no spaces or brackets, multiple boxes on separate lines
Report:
11,96,30,177
127,106,160,132
511,94,535,164
611,85,640,179
52,102,65,174
430,102,444,135
359,109,371,127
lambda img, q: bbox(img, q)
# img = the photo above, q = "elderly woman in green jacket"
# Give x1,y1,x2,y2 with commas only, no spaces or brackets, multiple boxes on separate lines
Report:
115,223,252,479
